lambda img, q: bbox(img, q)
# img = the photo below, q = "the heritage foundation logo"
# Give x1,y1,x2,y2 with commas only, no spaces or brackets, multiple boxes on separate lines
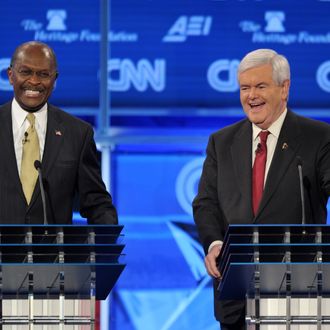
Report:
239,10,330,45
20,9,138,43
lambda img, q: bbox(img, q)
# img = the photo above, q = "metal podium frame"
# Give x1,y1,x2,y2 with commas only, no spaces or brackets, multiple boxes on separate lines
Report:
0,224,125,329
217,224,330,329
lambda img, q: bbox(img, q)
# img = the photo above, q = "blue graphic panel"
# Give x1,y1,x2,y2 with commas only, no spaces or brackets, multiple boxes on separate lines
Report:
111,151,220,329
115,154,203,216
0,1,330,109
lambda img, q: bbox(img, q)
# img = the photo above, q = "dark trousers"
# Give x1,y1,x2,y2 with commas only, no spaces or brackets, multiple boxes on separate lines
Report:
220,323,245,330
218,298,246,329
220,314,245,330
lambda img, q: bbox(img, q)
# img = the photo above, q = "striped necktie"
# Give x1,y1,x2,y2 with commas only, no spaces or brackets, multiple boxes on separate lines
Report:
252,130,269,215
20,113,40,204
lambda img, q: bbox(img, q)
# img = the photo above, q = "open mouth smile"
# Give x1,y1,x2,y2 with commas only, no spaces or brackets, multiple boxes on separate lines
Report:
249,102,265,111
23,88,44,98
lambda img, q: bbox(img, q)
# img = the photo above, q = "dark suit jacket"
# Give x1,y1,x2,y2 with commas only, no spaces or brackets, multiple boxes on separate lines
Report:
193,110,330,323
0,101,118,225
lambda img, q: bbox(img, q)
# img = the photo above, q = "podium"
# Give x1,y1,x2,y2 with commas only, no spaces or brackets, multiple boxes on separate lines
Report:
0,224,125,329
217,224,330,329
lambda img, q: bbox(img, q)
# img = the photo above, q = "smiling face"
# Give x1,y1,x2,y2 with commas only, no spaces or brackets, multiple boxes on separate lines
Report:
239,64,290,130
7,43,57,112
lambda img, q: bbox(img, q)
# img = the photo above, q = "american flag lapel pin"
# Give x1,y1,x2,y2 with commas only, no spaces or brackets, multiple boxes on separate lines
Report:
55,130,62,136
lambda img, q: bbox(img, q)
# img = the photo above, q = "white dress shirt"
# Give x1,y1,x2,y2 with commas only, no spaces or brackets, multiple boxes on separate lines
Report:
208,108,288,252
11,98,48,175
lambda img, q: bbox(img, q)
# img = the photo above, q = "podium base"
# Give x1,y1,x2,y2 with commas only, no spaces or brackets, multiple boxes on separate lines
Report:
1,299,95,329
247,325,330,330
246,298,330,329
0,326,92,330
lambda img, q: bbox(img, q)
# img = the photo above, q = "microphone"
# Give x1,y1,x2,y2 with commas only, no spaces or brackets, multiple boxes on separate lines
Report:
296,157,306,231
22,132,28,144
34,160,48,225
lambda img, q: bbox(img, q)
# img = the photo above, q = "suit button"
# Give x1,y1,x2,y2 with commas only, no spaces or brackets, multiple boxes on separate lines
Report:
25,216,31,223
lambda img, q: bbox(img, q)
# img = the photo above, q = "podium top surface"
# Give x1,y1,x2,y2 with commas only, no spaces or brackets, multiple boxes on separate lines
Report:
0,224,125,299
217,225,330,299
0,224,124,244
225,223,327,233
0,223,123,231
222,224,329,244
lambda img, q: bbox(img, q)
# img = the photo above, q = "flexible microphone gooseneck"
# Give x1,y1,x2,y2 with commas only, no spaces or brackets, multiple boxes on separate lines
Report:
34,160,48,225
296,156,306,229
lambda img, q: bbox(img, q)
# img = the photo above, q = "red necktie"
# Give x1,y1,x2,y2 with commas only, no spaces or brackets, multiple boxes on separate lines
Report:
252,131,269,215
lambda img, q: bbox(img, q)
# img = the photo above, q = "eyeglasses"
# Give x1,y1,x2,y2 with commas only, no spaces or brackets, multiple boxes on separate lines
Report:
11,66,58,80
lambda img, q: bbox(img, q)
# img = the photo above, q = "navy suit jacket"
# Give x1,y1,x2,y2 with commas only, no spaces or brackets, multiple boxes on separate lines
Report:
0,101,118,225
193,110,330,323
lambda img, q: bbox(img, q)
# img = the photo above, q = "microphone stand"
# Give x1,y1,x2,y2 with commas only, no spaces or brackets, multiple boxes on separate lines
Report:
34,160,48,226
297,157,306,235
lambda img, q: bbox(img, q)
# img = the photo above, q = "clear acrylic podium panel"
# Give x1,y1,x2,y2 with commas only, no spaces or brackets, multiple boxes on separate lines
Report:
0,224,125,329
217,225,330,328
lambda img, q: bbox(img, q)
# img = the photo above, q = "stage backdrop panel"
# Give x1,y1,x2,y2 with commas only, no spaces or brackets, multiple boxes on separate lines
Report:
0,0,329,111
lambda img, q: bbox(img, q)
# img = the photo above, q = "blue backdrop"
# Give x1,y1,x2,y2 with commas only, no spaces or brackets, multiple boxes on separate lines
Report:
0,1,329,329
1,0,330,109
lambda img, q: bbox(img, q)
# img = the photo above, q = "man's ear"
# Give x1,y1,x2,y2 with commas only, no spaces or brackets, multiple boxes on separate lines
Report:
7,66,14,85
282,79,290,100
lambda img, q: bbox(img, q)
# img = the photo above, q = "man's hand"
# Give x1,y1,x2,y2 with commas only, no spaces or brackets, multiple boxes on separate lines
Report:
204,244,222,279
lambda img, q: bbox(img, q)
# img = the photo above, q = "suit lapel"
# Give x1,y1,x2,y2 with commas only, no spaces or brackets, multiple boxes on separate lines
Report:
0,103,26,202
231,120,254,220
256,111,301,218
41,105,64,178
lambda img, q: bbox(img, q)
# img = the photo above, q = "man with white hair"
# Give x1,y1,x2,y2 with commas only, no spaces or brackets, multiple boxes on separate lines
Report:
193,49,330,329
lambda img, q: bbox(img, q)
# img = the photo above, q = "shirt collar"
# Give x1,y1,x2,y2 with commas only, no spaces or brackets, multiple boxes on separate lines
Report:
252,108,287,141
12,98,48,131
